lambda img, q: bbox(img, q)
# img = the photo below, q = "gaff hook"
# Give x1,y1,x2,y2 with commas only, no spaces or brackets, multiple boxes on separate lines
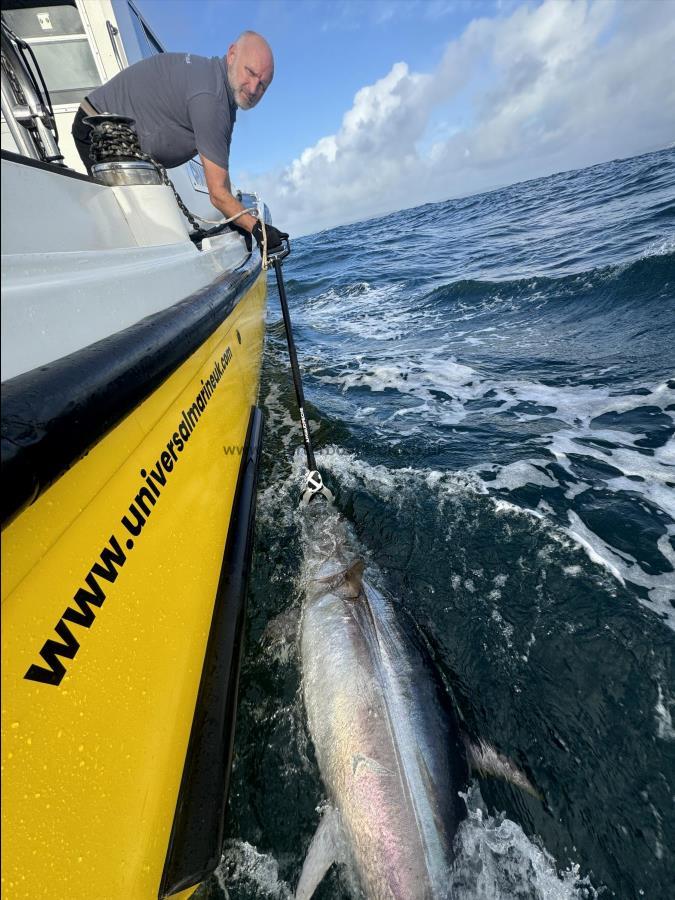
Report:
302,470,334,506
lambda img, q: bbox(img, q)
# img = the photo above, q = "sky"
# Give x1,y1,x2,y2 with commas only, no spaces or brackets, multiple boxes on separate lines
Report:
135,0,675,237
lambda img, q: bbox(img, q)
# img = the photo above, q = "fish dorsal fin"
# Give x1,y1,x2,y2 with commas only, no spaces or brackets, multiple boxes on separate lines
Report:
344,560,365,599
463,736,543,801
315,560,365,598
295,805,345,900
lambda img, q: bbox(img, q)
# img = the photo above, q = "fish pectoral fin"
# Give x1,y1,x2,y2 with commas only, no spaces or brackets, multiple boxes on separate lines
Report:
351,752,393,777
463,736,543,801
295,805,344,900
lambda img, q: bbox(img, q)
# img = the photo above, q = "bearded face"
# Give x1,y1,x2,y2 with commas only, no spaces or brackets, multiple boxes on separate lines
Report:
227,37,274,110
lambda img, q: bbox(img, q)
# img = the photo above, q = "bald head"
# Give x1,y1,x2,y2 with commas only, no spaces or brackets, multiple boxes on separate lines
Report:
226,31,274,110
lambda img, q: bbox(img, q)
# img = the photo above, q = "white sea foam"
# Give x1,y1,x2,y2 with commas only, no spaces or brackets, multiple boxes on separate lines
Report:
480,411,675,624
318,343,671,418
302,281,436,341
266,313,675,625
213,793,596,900
641,235,675,258
318,354,485,425
655,680,675,741
316,446,485,503
316,441,675,628
489,461,558,491
215,841,294,898
566,512,627,585
263,382,306,456
315,346,675,625
451,784,599,898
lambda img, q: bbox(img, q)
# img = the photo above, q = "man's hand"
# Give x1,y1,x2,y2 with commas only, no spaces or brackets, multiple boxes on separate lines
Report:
252,222,289,252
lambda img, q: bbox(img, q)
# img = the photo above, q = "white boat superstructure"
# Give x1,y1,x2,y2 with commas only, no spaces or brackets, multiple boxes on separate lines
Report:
1,150,252,380
1,0,214,212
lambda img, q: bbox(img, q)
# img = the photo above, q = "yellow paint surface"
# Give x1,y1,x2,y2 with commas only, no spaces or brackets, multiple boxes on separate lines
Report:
1,274,266,899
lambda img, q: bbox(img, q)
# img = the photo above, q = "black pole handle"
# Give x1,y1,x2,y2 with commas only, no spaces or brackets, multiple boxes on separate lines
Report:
271,253,317,473
266,236,290,263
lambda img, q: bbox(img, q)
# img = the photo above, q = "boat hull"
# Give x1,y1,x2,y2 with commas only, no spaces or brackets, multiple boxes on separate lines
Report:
1,272,267,898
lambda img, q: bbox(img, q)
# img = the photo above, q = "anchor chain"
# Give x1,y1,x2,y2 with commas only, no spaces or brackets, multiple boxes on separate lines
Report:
88,118,201,230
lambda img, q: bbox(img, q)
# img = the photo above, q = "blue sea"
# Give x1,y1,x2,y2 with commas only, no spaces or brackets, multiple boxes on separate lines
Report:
199,149,675,899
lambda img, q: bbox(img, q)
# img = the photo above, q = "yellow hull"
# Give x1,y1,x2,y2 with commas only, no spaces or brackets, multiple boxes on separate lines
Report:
1,273,267,898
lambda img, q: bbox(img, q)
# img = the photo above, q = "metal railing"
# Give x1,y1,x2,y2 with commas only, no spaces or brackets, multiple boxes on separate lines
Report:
1,16,63,164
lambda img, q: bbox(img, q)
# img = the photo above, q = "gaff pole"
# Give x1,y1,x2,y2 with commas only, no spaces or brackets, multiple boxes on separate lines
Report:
267,240,333,505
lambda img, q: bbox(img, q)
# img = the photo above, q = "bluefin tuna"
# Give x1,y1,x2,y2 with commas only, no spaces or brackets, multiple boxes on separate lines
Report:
296,503,538,900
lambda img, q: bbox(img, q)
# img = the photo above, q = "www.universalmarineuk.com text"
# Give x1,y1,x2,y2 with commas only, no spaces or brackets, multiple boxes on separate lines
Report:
24,346,233,686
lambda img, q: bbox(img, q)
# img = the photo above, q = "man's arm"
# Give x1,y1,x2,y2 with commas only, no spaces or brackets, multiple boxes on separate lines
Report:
200,154,258,232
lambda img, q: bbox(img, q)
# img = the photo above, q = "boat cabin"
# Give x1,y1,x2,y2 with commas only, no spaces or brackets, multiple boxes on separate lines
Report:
1,0,209,194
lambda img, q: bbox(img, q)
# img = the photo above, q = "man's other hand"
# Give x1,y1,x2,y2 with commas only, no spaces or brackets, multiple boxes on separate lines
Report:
252,222,289,252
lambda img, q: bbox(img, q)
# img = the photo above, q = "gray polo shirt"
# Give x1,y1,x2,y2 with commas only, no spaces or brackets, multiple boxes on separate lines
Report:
88,53,237,170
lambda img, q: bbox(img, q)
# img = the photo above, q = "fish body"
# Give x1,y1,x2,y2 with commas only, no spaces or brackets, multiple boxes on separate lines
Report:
298,506,468,899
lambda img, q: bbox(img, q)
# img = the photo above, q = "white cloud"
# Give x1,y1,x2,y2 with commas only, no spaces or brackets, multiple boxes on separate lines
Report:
252,0,675,236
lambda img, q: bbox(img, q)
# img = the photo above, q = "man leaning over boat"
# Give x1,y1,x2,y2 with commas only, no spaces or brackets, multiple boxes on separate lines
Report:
72,30,287,251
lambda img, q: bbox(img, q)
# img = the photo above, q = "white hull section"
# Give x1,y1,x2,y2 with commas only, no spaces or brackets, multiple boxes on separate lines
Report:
1,156,250,381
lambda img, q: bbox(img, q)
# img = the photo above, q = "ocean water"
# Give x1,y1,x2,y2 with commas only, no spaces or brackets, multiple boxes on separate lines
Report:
198,149,675,899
